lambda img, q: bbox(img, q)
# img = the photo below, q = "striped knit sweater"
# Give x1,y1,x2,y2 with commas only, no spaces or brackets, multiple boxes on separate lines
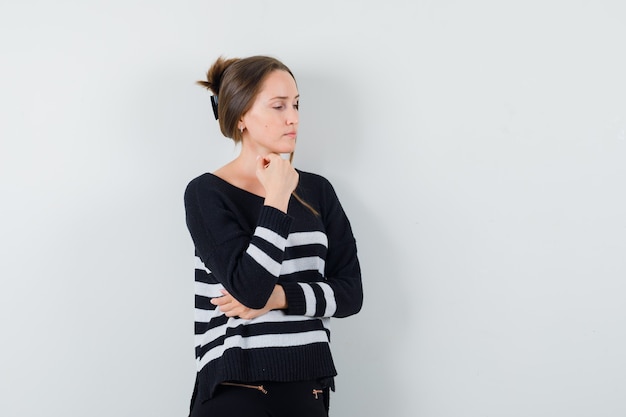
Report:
184,170,363,403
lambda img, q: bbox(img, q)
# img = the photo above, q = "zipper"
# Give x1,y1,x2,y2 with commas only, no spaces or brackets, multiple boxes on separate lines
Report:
221,382,268,394
312,389,324,399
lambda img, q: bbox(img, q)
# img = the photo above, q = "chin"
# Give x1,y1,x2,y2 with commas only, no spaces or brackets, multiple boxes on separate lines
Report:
277,145,296,154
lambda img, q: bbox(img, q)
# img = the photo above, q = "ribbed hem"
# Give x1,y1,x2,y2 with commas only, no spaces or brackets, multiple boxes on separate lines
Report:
197,343,337,402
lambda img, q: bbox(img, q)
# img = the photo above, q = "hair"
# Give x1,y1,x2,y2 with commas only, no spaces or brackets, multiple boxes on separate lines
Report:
197,55,295,144
197,55,318,216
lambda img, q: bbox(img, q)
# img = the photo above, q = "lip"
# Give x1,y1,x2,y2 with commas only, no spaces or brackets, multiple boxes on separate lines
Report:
284,132,297,138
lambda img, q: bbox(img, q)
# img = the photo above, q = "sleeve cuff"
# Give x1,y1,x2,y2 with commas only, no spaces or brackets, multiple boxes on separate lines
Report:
257,205,293,238
281,281,306,315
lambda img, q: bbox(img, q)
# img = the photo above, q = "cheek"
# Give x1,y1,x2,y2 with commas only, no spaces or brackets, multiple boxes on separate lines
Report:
250,115,271,130
246,111,278,133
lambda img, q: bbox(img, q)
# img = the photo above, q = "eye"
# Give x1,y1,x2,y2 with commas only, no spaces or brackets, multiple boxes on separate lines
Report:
273,104,284,110
294,103,299,111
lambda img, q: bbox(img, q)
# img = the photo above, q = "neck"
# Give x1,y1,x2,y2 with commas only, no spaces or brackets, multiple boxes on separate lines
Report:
214,143,273,197
235,143,267,176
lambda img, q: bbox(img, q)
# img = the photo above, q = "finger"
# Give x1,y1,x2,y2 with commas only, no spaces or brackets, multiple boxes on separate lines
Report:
256,155,272,172
210,295,231,306
224,306,245,318
262,153,284,168
215,300,237,315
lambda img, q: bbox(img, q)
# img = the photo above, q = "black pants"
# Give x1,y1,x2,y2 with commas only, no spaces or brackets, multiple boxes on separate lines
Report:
190,380,329,417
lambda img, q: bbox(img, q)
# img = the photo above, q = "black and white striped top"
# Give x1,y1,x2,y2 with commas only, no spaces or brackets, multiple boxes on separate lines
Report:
184,170,362,403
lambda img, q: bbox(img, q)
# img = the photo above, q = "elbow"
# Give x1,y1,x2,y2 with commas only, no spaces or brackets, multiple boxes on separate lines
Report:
230,285,274,310
336,290,363,318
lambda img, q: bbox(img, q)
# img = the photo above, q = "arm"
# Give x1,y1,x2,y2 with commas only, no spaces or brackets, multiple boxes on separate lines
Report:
281,177,363,318
185,179,292,310
209,285,287,320
185,155,299,310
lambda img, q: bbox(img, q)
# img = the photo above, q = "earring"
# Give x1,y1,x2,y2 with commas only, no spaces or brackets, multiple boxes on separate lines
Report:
239,126,244,133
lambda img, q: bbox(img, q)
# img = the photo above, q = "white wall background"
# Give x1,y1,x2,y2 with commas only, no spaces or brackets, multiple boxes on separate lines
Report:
1,1,625,416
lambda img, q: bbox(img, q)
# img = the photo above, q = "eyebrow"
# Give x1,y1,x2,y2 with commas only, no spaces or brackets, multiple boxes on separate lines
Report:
270,95,300,100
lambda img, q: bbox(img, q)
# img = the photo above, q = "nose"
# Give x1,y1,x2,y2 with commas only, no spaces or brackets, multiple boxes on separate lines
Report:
287,107,299,125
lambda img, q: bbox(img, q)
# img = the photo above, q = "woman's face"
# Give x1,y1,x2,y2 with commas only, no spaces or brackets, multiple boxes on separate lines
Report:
240,70,299,155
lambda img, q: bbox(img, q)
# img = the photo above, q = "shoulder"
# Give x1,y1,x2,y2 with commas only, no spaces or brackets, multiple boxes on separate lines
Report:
185,173,218,199
296,169,334,192
184,173,237,210
295,169,343,215
184,172,263,219
186,172,222,187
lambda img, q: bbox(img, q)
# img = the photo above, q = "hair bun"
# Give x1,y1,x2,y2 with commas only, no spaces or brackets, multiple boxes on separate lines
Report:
196,56,239,95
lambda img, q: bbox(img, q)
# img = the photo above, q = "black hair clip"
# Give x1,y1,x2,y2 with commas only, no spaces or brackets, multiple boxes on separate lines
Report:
210,95,219,120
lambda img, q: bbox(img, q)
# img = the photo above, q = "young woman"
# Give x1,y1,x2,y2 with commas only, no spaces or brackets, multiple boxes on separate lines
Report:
184,55,363,417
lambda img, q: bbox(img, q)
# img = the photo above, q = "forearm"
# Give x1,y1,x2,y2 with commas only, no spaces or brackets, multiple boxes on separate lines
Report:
212,284,288,320
280,239,363,318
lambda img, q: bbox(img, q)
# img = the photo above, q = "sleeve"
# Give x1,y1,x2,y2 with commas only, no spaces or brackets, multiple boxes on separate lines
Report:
184,177,294,309
281,177,363,318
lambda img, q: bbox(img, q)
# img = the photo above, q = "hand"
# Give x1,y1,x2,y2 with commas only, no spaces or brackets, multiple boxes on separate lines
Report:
210,286,287,320
256,154,299,212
